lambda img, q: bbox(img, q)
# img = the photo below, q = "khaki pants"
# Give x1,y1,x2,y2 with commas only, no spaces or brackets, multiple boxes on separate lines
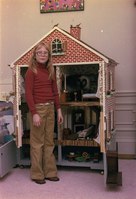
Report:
29,104,57,180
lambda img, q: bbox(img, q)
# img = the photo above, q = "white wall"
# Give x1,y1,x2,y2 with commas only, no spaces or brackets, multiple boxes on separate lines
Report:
0,0,136,155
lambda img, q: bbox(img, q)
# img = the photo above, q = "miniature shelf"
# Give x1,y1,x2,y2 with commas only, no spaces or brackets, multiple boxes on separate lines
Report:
57,139,99,147
60,101,100,107
22,138,99,147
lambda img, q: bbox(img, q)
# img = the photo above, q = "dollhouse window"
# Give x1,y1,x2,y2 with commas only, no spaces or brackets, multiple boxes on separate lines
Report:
107,113,111,140
106,72,108,91
110,110,114,131
107,110,114,135
106,70,110,94
52,39,66,55
106,70,114,95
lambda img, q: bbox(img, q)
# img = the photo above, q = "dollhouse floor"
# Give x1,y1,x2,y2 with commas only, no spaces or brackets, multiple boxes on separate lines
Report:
0,159,136,199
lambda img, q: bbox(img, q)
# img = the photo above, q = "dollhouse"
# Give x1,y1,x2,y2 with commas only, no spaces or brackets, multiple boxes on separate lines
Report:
9,25,122,185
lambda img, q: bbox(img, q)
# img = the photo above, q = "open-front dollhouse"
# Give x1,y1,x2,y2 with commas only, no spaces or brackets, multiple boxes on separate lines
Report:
8,25,122,185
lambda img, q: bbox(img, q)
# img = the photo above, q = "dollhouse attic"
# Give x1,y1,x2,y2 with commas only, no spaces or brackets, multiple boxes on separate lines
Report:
11,24,116,67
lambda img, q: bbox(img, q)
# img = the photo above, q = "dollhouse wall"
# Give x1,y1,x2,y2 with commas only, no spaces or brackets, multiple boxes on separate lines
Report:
0,0,136,157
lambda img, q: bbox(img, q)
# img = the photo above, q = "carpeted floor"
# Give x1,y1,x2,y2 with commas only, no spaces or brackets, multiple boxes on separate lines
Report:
0,159,136,199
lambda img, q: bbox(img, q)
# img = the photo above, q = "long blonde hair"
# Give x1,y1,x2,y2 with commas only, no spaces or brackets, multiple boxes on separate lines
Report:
29,42,55,80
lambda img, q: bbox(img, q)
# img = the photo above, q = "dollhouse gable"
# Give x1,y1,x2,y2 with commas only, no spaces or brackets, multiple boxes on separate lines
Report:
10,25,115,67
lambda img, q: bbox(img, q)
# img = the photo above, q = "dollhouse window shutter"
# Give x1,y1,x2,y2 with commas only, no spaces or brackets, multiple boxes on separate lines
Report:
111,110,114,131
106,70,110,94
51,39,56,54
110,71,113,91
108,112,111,135
62,41,67,52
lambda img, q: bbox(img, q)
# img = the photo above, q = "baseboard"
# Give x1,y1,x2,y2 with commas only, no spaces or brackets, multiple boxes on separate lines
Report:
118,154,136,159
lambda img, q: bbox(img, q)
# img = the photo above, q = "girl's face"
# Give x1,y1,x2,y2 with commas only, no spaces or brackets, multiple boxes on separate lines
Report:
35,46,49,64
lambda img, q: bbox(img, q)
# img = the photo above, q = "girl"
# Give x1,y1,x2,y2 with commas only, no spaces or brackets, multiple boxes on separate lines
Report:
25,42,63,184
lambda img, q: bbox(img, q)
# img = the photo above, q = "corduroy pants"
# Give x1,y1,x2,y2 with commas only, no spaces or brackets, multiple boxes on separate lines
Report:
29,103,57,180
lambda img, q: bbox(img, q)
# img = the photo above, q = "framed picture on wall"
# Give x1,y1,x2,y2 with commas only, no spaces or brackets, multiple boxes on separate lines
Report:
40,0,84,13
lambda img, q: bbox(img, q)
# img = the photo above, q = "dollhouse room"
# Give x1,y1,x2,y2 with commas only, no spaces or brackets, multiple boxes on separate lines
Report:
0,0,136,199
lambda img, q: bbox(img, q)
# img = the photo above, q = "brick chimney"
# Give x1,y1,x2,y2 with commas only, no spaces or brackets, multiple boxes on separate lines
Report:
70,25,81,40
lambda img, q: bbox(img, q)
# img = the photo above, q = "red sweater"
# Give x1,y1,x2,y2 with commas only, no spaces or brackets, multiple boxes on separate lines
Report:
25,65,60,115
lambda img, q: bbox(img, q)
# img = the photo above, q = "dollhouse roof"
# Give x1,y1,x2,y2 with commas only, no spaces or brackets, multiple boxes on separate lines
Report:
10,25,117,67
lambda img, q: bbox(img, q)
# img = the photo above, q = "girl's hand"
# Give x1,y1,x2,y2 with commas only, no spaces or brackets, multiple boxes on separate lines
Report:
33,114,41,127
57,108,63,124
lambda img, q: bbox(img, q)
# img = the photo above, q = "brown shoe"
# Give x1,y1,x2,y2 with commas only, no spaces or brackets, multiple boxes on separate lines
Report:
32,179,46,184
45,177,60,182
